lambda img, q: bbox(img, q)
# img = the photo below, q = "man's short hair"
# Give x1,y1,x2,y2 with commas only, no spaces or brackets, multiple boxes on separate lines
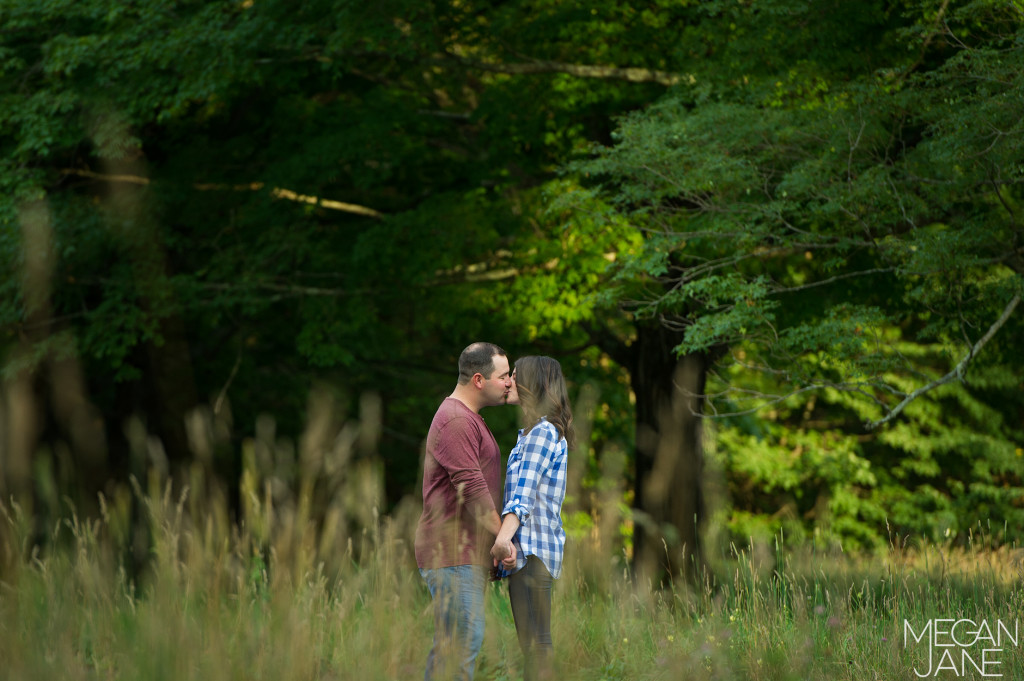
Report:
457,342,506,385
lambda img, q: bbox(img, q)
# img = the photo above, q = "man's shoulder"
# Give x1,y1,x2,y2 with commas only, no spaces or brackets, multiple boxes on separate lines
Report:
430,398,482,431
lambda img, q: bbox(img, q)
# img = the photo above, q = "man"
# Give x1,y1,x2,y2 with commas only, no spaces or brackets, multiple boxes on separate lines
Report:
414,342,514,681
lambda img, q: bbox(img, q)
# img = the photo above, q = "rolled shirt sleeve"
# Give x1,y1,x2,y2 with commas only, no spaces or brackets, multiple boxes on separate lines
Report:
502,423,559,523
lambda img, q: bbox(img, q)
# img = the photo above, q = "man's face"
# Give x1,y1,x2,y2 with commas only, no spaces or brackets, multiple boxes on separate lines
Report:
505,367,520,406
482,354,512,406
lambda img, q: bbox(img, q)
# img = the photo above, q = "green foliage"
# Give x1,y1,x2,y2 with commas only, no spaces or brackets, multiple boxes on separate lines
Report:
558,0,1024,548
4,0,1023,563
574,0,1023,385
0,0,689,523
707,326,1024,549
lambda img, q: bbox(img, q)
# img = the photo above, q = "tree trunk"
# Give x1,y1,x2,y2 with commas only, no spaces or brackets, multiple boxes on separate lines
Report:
627,322,709,586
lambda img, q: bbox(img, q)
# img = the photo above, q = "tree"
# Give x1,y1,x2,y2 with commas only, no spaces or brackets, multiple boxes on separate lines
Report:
0,0,687,544
567,0,1024,561
8,0,1019,585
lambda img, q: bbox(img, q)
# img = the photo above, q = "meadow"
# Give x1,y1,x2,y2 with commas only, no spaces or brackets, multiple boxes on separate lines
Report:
2,464,1021,681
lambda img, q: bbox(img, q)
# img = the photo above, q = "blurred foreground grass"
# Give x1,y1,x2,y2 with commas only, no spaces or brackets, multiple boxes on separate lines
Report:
1,398,1021,680
2,473,1022,681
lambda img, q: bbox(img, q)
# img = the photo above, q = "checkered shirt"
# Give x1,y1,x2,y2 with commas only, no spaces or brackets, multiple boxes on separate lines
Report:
499,418,567,580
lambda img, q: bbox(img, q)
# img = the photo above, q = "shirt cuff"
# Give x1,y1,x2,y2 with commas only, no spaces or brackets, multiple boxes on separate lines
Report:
502,500,530,525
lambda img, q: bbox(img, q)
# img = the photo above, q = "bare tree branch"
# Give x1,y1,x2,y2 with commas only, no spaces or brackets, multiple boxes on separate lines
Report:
266,187,384,219
283,47,691,87
195,281,380,301
214,350,242,416
866,290,1022,429
61,167,150,185
439,52,690,87
61,169,384,219
777,266,897,294
693,383,824,419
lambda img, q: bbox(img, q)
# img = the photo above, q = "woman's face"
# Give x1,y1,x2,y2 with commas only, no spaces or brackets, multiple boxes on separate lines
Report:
505,367,521,406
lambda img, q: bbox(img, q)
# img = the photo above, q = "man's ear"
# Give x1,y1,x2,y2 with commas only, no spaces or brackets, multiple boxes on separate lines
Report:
472,373,486,389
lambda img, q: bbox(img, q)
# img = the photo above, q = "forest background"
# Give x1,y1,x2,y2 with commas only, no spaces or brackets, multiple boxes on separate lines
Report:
1,0,1024,651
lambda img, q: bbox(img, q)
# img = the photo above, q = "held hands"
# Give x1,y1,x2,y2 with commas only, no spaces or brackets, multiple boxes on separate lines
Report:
490,512,521,571
490,538,517,569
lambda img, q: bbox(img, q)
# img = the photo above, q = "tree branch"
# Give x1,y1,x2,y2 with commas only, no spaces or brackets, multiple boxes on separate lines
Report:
61,168,150,185
61,169,384,219
198,281,375,299
214,350,242,416
866,290,1022,429
266,187,383,219
439,52,690,87
775,266,898,294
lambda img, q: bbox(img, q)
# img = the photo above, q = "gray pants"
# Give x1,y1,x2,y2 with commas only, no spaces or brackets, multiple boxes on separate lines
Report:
508,556,553,681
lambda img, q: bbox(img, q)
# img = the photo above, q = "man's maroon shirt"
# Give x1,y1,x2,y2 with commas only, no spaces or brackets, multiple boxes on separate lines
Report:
415,397,502,568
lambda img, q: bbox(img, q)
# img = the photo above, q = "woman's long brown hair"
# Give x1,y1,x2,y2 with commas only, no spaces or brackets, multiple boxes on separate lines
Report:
513,356,576,450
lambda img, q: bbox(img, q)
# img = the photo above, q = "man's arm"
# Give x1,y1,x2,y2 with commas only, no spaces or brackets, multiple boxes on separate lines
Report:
481,508,502,536
434,417,499,528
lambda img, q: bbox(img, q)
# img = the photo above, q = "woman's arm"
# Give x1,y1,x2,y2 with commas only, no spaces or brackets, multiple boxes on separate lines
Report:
490,513,521,568
501,423,559,525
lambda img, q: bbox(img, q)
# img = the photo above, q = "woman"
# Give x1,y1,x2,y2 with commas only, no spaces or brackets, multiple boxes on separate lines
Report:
491,356,575,681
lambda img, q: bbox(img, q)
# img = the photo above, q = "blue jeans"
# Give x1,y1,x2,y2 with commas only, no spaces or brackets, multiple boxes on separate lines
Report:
419,565,487,681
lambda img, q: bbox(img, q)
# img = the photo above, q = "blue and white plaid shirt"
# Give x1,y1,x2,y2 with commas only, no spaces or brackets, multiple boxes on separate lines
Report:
499,418,567,579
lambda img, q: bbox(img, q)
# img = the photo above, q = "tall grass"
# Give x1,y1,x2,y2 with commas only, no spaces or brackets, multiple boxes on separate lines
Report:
1,404,1022,680
4,489,1021,680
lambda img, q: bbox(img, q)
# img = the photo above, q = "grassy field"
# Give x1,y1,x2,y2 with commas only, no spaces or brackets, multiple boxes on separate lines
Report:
1,475,1022,681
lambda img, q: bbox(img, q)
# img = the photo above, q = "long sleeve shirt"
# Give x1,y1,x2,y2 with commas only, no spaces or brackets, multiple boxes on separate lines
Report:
499,418,568,579
415,398,502,568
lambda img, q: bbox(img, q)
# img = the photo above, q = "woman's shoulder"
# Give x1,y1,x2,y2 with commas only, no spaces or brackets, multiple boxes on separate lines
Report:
527,418,564,443
535,416,557,430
